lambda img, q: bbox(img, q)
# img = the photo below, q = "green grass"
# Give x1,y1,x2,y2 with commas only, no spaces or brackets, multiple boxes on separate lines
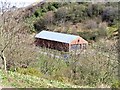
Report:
0,69,89,88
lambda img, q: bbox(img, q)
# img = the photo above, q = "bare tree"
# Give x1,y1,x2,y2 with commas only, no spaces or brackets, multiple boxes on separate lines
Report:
0,1,15,71
0,1,38,71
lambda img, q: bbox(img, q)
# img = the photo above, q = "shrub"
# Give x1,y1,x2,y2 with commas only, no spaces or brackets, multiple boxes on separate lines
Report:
78,31,98,41
111,80,120,89
16,67,43,77
97,22,108,37
42,11,55,25
52,75,69,83
106,27,116,39
66,4,87,23
55,7,68,22
102,6,118,26
84,20,98,30
33,18,47,32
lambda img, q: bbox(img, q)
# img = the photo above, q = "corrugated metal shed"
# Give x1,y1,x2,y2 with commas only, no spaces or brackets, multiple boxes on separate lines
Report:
35,30,79,43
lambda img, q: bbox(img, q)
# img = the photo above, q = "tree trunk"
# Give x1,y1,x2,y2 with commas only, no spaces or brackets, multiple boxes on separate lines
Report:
0,51,7,71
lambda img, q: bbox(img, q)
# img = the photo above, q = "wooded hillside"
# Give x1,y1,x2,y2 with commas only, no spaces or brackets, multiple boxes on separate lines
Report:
0,1,119,88
27,2,119,41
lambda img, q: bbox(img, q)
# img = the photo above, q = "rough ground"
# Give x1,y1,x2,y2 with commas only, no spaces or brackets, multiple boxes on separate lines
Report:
0,70,86,88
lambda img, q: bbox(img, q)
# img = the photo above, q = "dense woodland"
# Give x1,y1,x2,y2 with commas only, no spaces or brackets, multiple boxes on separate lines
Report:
0,2,119,88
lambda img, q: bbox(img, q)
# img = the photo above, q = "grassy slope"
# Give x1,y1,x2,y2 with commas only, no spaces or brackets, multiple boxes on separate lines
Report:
0,70,91,88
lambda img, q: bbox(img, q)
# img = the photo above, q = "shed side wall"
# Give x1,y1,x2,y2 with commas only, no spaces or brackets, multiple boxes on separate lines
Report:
35,38,69,52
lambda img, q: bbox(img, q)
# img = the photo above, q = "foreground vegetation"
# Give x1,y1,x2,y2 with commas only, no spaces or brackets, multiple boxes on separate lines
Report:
37,41,118,86
0,69,89,88
8,40,117,88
